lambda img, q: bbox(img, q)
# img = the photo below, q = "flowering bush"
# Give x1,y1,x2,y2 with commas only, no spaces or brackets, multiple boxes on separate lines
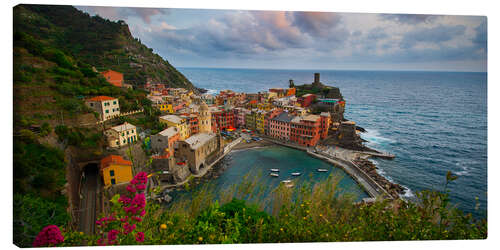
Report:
32,225,64,247
95,172,148,245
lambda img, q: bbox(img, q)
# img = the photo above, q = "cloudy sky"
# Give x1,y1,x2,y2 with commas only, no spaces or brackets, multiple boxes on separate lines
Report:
76,6,487,72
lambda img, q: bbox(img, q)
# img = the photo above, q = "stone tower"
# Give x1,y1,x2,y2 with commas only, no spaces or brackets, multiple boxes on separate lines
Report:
199,101,212,133
312,73,322,88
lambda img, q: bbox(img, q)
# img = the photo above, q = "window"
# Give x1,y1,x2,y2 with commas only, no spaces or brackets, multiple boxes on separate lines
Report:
113,101,117,105
105,110,109,113
111,178,116,185
110,170,115,176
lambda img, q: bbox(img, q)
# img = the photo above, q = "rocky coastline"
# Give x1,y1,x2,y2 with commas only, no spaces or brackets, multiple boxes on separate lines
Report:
353,158,405,198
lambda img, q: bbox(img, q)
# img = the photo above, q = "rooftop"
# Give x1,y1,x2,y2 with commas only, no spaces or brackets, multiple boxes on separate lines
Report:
87,96,116,102
272,112,295,123
100,155,132,170
110,122,136,132
160,115,184,124
158,127,179,137
183,132,216,150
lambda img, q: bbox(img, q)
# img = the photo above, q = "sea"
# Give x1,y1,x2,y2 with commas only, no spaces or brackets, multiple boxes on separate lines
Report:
178,67,488,217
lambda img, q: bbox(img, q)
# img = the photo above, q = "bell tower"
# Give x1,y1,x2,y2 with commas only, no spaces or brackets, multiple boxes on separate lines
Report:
199,101,212,133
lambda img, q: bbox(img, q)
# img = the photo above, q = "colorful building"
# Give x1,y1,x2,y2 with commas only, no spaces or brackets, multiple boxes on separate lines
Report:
255,110,267,134
101,70,124,88
100,155,133,187
150,127,180,157
233,108,249,128
159,115,190,140
105,122,137,148
264,108,283,135
320,112,331,139
269,112,295,141
298,93,316,108
198,102,212,133
85,96,120,121
290,115,321,147
245,109,257,131
176,132,218,174
211,107,235,132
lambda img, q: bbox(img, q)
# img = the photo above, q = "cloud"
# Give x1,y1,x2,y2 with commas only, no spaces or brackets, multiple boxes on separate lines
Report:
472,19,487,51
399,25,466,49
291,12,342,38
76,6,169,23
380,14,438,24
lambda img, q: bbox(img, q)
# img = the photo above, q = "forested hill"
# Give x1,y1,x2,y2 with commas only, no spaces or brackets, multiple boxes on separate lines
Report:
14,4,195,89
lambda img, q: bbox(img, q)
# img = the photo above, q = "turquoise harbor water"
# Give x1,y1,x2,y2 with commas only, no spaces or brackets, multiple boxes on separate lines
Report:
178,68,487,217
172,146,369,208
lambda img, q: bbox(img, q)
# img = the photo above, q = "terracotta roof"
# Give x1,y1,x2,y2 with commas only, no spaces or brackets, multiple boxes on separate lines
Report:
87,96,116,102
100,155,132,170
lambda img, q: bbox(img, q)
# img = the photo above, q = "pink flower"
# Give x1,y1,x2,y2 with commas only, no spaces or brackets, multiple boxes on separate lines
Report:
136,184,146,190
107,229,119,242
135,232,145,242
123,222,136,235
97,238,106,246
126,185,136,193
132,216,143,222
118,196,131,205
32,225,64,247
140,209,146,217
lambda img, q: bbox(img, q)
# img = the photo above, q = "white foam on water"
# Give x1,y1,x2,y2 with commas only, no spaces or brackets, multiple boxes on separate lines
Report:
401,185,415,198
362,129,395,147
205,89,218,95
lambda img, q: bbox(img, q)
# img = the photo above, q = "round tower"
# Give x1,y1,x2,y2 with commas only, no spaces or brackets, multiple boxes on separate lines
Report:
199,101,212,133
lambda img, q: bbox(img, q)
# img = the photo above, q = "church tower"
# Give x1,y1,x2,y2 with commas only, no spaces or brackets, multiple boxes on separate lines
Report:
199,101,212,133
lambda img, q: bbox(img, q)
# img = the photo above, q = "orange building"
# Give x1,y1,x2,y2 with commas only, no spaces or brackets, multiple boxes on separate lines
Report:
101,70,124,87
100,155,133,187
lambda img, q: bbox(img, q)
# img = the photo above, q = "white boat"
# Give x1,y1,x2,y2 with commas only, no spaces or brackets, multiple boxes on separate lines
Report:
270,169,280,172
281,180,292,183
291,172,301,176
317,169,328,172
270,173,279,177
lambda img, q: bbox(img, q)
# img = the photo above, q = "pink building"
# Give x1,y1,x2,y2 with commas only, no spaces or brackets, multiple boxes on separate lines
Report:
233,108,249,128
264,108,283,135
269,112,295,141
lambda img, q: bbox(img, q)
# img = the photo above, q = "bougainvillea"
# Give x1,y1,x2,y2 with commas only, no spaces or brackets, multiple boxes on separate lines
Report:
95,172,148,245
32,225,64,247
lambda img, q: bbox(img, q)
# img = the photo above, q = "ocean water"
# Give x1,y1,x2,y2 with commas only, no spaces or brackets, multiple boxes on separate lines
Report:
179,67,487,217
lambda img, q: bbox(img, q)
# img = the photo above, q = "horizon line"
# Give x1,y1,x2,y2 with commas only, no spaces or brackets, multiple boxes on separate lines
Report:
177,66,487,73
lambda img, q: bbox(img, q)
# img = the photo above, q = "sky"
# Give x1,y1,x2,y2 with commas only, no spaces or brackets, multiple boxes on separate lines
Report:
76,6,487,72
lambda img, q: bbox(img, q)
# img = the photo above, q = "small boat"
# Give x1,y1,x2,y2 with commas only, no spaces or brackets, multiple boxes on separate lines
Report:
270,173,279,177
281,180,292,183
270,169,280,172
317,169,328,172
291,172,301,176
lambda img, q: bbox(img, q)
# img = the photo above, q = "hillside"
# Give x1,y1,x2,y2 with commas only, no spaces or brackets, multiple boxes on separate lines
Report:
15,4,196,89
13,4,192,246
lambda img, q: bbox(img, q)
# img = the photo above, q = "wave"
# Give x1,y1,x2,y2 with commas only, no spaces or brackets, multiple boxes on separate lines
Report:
361,129,395,148
401,185,415,198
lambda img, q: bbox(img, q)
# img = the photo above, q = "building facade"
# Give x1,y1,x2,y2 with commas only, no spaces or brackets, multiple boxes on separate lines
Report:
269,112,294,141
85,96,120,121
150,126,180,157
105,122,137,148
198,102,212,133
176,132,218,174
159,115,190,140
290,115,321,147
100,155,133,187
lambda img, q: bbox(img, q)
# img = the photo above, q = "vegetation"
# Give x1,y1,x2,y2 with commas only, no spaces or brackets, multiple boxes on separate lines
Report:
31,173,486,247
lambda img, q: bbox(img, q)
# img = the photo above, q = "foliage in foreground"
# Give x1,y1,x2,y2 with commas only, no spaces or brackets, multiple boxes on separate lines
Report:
31,172,486,247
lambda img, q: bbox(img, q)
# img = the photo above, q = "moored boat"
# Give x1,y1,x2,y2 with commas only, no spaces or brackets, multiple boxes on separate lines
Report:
281,179,292,183
270,173,279,177
270,168,280,172
291,172,301,176
317,169,328,172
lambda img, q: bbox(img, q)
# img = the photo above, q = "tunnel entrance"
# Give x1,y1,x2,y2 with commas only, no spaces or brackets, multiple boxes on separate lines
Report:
78,162,100,235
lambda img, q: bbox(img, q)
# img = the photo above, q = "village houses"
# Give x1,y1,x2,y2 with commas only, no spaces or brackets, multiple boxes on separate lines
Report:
105,122,138,148
85,96,120,121
100,155,133,187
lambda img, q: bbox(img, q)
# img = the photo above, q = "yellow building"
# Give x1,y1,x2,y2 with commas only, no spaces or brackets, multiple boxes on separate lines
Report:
157,103,174,113
100,155,133,187
256,111,266,134
257,102,272,111
159,114,190,140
